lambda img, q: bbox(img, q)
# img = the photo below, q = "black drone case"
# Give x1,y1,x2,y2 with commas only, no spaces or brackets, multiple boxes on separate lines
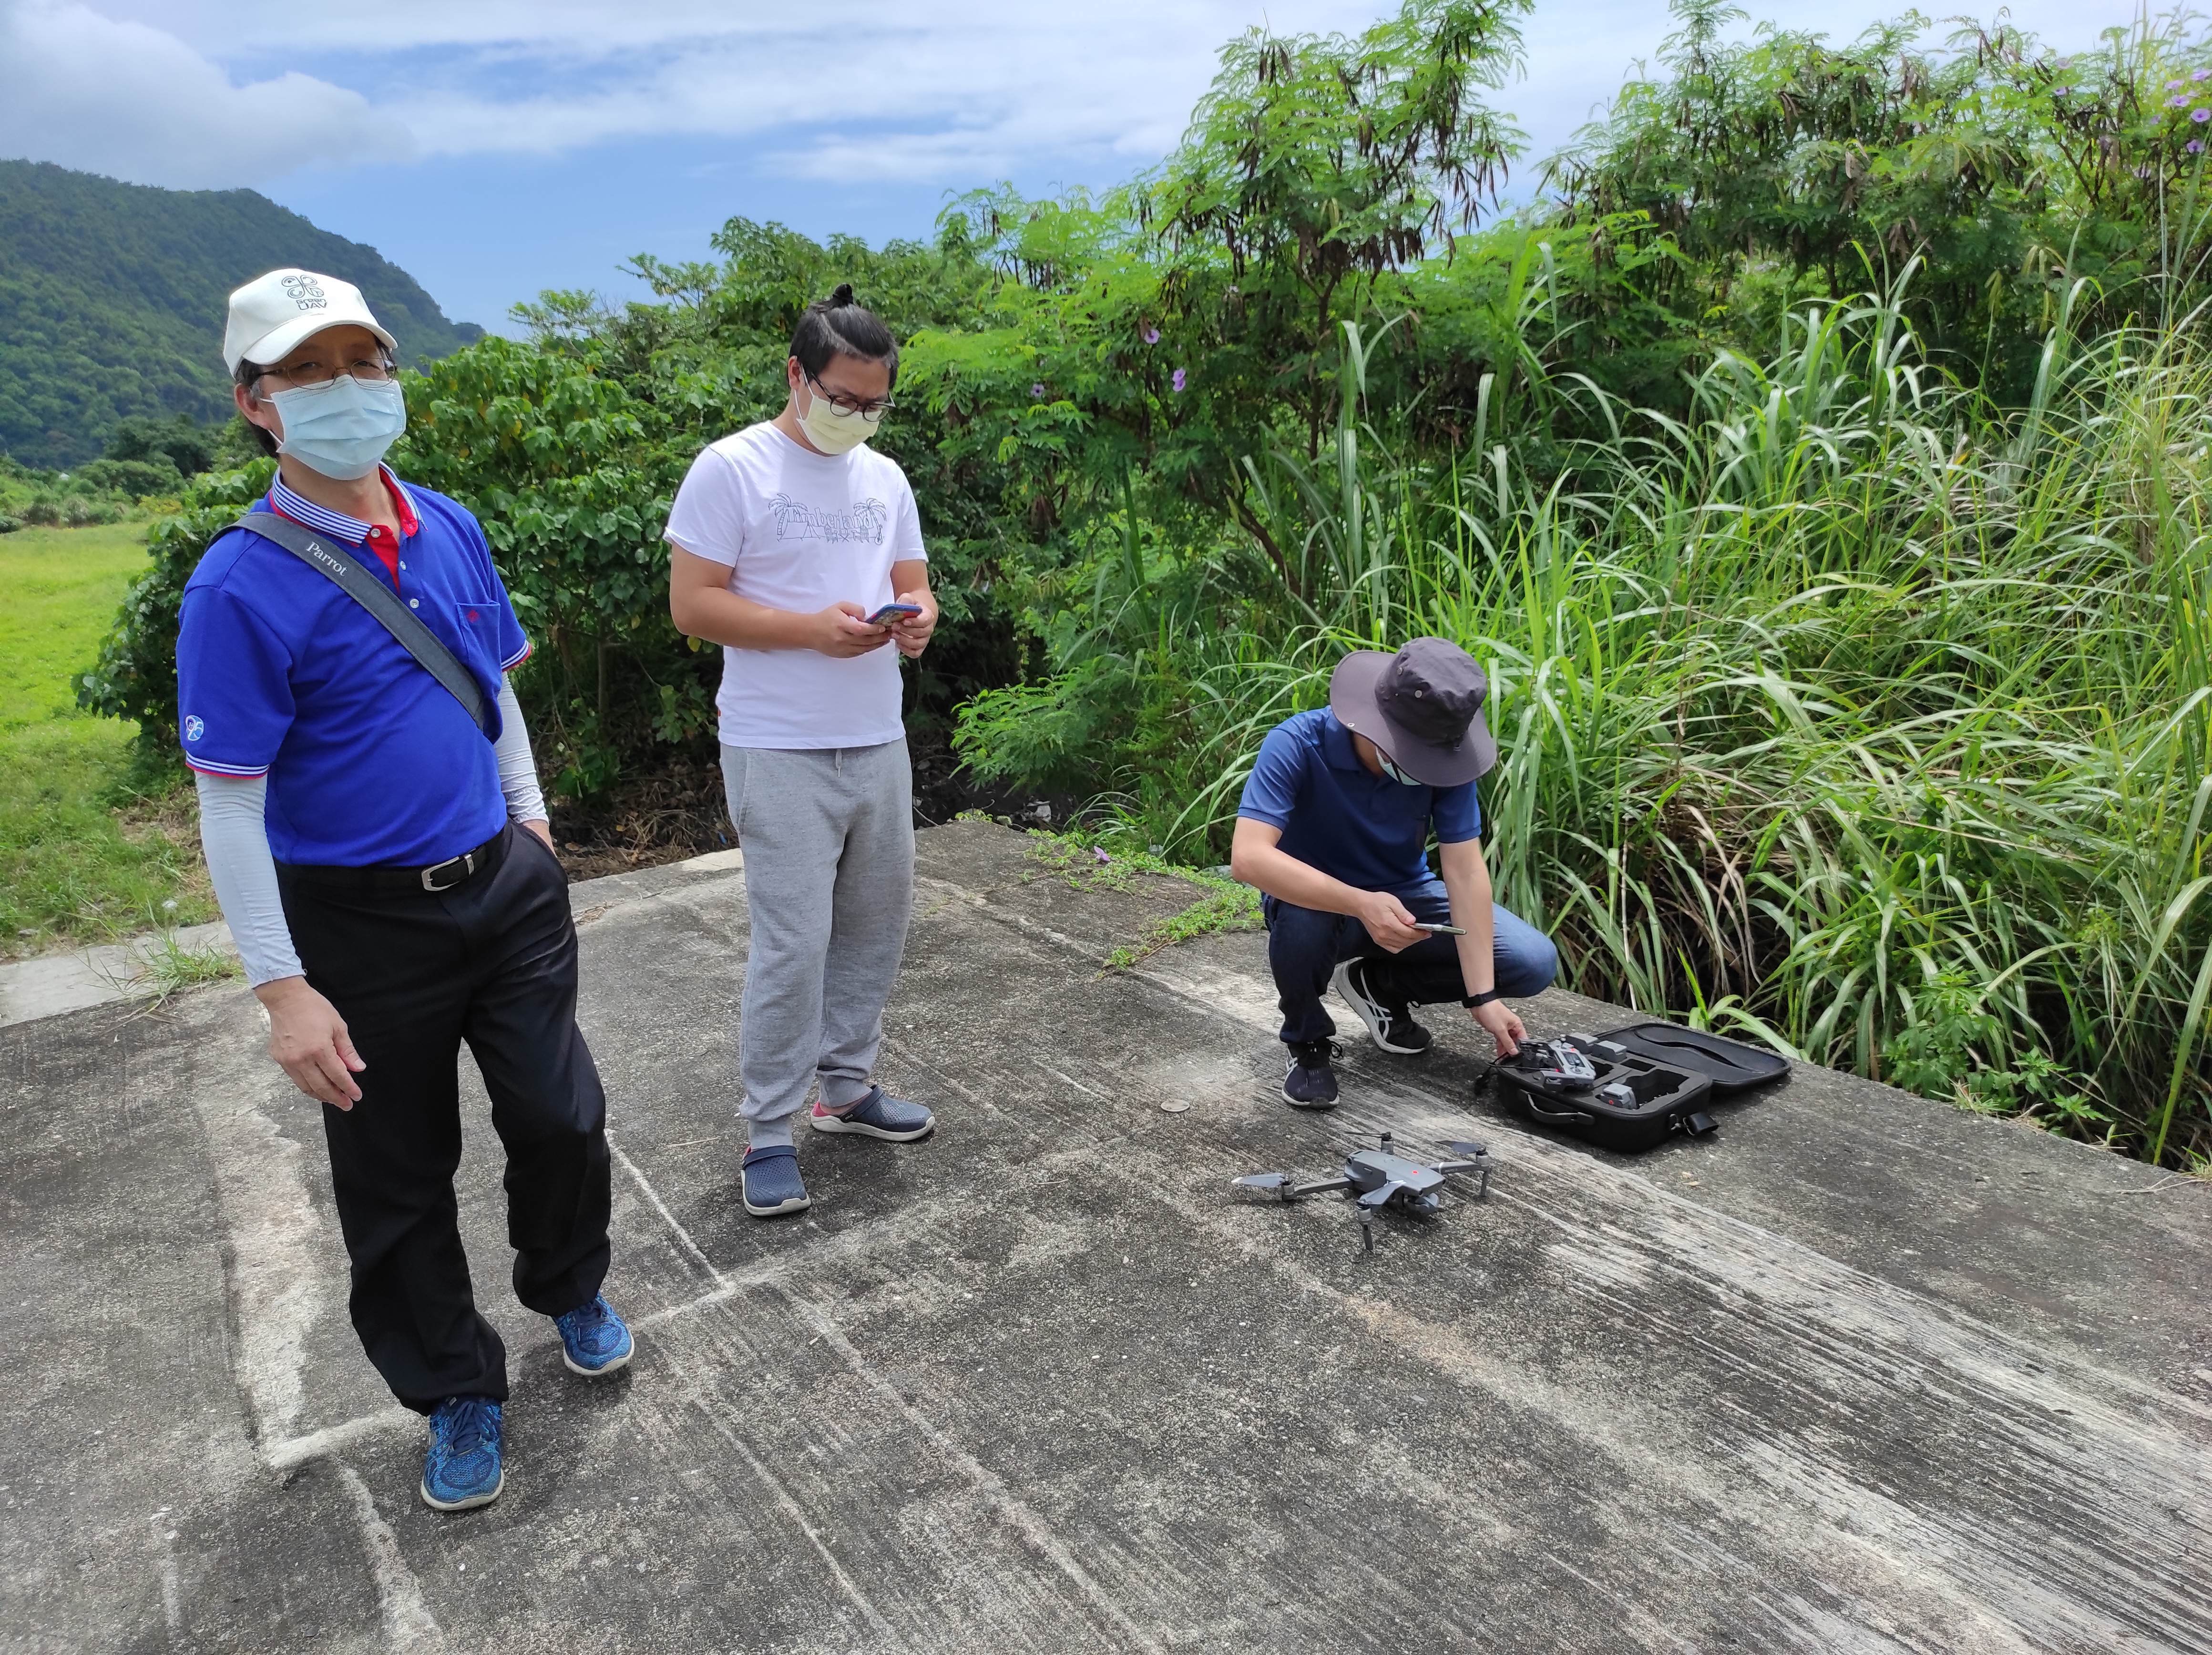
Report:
1590,1023,1792,1096
1491,1025,1789,1153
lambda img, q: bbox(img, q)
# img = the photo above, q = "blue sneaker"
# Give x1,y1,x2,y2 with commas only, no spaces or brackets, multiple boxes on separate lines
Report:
741,1144,811,1218
553,1293,633,1377
809,1086,935,1143
420,1396,503,1512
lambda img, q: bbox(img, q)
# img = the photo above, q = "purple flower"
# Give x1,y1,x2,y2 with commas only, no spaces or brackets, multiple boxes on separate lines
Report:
1141,325,1160,345
2197,68,2211,82
2193,107,2209,123
1091,846,1112,864
1171,367,1187,394
2190,139,2204,153
2054,85,2071,95
1031,382,1046,398
2171,93,2191,107
2171,79,2187,90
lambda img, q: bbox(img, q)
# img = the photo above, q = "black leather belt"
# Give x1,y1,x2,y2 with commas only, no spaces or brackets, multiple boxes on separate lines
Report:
277,828,509,896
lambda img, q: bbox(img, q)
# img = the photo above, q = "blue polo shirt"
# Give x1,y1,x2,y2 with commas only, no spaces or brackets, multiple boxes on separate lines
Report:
176,468,529,867
1236,708,1481,896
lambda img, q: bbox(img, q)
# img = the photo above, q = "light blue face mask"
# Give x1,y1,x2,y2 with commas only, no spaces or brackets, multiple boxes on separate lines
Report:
268,376,407,480
1377,751,1424,787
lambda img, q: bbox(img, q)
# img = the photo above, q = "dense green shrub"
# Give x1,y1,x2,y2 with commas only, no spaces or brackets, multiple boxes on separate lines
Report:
70,456,182,501
77,460,274,745
104,413,224,479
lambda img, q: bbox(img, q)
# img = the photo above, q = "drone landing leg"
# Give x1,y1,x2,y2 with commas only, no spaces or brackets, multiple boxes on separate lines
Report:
1360,1209,1374,1254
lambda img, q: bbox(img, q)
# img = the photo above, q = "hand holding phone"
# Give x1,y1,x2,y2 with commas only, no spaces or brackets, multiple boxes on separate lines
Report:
1413,921,1467,936
864,602,923,627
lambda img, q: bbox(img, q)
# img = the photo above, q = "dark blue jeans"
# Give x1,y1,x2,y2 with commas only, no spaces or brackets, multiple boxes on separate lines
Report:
1263,880,1558,1046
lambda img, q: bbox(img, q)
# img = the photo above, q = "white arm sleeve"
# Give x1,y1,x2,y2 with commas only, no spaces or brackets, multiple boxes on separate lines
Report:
194,771,302,988
494,676,549,825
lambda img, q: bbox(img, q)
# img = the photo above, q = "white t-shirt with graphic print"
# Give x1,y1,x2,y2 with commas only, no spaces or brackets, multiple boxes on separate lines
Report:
663,422,927,750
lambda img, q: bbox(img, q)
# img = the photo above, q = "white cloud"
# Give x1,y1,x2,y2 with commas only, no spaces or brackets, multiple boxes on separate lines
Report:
0,0,410,188
366,5,1388,171
2,0,2146,194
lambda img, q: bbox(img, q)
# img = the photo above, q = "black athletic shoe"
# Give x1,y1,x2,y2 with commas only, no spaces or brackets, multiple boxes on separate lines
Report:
1332,960,1434,1055
1283,1039,1341,1108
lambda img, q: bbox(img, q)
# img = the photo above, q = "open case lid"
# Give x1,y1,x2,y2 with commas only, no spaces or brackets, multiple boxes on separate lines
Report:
1590,1023,1792,1094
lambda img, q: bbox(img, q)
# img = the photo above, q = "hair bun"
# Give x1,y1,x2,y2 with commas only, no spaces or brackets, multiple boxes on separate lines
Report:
830,283,856,306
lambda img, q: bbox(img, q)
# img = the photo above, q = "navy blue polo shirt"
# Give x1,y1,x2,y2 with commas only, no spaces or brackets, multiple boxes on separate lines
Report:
176,468,529,867
1236,708,1481,896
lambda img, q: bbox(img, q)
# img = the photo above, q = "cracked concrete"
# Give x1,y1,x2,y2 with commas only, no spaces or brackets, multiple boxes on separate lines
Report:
4,820,2210,1653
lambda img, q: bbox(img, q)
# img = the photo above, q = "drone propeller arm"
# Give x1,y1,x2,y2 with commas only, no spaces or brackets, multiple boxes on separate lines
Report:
1231,1172,1354,1204
1439,1162,1493,1197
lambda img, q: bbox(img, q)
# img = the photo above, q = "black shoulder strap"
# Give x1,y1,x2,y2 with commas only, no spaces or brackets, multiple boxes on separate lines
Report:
232,511,497,740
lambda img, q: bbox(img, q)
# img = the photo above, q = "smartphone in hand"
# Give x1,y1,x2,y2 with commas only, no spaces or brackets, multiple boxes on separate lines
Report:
1413,921,1467,935
864,602,923,626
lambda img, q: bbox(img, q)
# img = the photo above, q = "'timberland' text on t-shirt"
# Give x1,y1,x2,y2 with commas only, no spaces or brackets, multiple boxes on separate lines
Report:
662,423,927,750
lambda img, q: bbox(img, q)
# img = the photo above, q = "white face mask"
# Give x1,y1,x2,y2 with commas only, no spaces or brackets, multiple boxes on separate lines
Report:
267,376,407,480
799,379,884,455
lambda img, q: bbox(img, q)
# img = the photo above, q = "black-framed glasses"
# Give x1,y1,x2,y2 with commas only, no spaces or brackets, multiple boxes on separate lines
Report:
806,373,894,419
247,353,398,390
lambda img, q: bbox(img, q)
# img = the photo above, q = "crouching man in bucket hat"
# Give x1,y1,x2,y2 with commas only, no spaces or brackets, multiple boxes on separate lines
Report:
1229,637,1558,1107
177,269,632,1512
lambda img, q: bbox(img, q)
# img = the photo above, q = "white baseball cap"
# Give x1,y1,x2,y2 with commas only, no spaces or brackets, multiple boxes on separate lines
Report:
223,268,397,375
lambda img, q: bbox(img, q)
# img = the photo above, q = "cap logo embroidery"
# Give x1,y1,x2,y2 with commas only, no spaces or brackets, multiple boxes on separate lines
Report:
281,273,328,313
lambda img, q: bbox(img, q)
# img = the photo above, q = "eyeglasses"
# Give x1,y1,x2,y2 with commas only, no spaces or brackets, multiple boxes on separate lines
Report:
806,373,894,419
248,354,398,390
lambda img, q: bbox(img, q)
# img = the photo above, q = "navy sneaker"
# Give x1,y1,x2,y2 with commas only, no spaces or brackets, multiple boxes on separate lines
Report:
809,1086,935,1143
1283,1039,1341,1109
420,1396,503,1513
1333,959,1434,1055
553,1293,633,1377
741,1144,811,1217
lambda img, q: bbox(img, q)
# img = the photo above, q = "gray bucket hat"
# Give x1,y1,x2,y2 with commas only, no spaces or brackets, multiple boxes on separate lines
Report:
1328,636,1497,787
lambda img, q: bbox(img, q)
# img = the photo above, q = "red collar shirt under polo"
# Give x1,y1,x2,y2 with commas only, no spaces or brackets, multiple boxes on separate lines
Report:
175,467,532,867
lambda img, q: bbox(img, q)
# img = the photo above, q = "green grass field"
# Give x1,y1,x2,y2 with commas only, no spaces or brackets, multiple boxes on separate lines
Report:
0,522,209,956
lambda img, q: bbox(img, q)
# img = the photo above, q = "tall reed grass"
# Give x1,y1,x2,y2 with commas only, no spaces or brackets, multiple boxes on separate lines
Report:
959,275,2212,1166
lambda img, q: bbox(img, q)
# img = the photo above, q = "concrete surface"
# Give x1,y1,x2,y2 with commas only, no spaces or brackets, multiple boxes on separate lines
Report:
0,922,236,1029
5,820,2210,1654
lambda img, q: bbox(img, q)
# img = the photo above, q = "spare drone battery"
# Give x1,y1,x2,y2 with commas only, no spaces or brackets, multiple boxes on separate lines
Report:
1491,1034,1714,1153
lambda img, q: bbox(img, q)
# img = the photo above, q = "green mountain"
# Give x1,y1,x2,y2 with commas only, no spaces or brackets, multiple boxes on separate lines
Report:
0,160,483,469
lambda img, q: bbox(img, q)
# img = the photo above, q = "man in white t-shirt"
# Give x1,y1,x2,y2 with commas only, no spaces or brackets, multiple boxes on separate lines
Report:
666,284,940,1218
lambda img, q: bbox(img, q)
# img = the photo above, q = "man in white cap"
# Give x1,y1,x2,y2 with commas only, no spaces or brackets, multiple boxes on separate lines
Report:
176,268,632,1513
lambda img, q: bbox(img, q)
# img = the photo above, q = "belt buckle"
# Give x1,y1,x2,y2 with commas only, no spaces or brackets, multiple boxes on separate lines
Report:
420,850,475,893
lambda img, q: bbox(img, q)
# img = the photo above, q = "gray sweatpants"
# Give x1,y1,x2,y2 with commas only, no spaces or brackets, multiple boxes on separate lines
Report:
722,740,914,1147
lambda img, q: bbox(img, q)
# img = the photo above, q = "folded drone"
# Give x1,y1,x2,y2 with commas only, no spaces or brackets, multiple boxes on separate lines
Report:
1231,1133,1494,1251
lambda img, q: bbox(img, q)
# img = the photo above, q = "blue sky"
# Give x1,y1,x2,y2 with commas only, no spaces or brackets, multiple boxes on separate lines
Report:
0,0,2145,335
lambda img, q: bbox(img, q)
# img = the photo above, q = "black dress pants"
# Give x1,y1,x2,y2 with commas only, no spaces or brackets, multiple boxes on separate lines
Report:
276,824,611,1413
